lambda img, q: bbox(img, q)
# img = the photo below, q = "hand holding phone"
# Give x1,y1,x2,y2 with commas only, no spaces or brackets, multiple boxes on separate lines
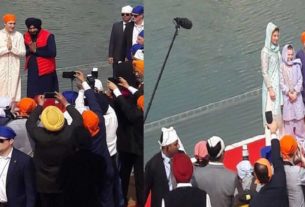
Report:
44,92,57,99
265,111,273,124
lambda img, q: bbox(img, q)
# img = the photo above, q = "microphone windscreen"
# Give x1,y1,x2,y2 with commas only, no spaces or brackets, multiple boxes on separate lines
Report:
174,17,193,29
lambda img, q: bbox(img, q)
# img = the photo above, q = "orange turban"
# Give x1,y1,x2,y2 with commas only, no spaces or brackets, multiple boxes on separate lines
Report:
133,60,144,76
82,110,100,137
301,31,305,44
280,134,298,159
3,13,16,23
255,158,272,184
137,95,144,111
17,98,37,116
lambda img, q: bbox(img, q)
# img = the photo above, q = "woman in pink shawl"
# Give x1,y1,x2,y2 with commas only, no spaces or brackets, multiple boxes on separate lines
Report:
280,44,305,143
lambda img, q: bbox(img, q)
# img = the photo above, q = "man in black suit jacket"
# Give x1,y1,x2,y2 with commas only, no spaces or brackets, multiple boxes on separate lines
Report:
0,126,36,207
144,127,182,207
107,78,144,207
121,5,144,61
108,5,133,77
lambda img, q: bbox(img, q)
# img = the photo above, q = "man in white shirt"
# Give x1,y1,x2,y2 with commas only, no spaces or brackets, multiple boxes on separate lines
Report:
0,126,36,207
122,5,144,61
0,14,26,102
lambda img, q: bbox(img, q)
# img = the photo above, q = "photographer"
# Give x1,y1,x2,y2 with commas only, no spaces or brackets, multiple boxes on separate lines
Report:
7,97,37,157
74,70,115,207
107,78,144,206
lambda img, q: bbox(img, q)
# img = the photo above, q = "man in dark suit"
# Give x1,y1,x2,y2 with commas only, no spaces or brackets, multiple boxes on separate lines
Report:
26,92,83,207
0,126,36,207
107,77,144,207
121,5,144,61
108,5,133,77
144,127,182,207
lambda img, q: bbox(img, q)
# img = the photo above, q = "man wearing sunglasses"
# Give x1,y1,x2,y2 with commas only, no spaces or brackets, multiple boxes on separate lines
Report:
122,5,144,61
0,126,36,207
108,5,133,77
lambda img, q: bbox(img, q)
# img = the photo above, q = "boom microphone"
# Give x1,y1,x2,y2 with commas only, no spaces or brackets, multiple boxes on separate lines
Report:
173,17,193,29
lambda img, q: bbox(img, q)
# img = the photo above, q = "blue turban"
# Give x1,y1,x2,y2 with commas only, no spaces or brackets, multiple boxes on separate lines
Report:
0,126,16,139
139,30,144,38
127,44,144,60
131,44,144,55
62,91,78,106
132,5,144,15
261,146,272,162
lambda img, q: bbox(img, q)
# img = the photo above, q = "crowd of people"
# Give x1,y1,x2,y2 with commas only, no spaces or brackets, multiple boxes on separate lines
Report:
144,22,305,207
0,4,144,207
4,4,305,207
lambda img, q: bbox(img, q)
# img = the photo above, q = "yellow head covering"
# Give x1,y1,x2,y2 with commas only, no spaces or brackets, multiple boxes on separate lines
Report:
41,106,65,132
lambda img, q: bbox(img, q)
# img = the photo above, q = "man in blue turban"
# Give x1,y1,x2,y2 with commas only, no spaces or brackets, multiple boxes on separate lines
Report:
0,126,36,206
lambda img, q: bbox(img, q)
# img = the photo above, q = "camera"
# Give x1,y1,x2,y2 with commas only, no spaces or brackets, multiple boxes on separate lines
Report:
91,67,98,79
62,71,76,79
87,74,95,89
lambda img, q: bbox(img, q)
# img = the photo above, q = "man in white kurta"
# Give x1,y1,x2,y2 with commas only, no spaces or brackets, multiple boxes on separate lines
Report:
0,14,26,101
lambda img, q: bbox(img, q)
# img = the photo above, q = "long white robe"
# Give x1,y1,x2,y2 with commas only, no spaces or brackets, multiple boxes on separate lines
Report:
0,29,26,101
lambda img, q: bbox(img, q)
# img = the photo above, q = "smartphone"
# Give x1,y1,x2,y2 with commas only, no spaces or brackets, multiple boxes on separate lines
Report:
265,111,273,124
62,71,76,79
108,77,119,84
44,92,56,98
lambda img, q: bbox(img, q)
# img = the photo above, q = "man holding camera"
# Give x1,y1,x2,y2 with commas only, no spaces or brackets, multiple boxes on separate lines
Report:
24,17,59,98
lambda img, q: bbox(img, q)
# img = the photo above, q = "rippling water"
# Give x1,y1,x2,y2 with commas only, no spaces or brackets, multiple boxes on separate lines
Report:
0,0,142,94
144,0,305,161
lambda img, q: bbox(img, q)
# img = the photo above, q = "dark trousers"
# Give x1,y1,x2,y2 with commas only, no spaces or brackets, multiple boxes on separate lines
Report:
0,203,8,207
112,153,124,207
39,193,63,207
112,63,120,78
119,151,144,207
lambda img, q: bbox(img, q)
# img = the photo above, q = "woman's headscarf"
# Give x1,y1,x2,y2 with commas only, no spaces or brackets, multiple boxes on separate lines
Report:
281,44,301,66
264,22,279,53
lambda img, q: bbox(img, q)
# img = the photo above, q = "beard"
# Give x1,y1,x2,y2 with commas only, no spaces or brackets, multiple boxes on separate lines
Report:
29,29,40,42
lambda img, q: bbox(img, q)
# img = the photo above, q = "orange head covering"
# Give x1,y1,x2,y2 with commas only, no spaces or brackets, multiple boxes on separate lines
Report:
17,98,37,116
133,60,144,76
82,110,100,137
3,13,16,23
301,31,305,45
280,134,298,159
255,158,272,184
137,95,144,111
